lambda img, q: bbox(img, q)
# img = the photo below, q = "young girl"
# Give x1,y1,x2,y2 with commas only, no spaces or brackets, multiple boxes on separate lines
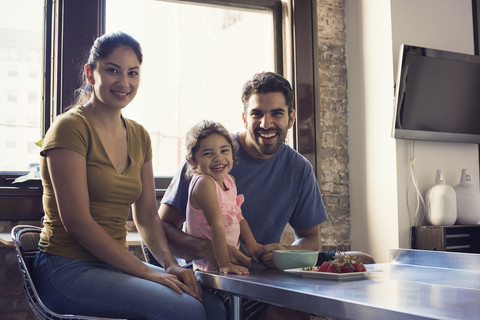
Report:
185,120,265,274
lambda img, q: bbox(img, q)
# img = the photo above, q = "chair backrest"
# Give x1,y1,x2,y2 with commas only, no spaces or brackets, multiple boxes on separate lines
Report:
11,225,121,320
141,240,162,266
14,225,41,272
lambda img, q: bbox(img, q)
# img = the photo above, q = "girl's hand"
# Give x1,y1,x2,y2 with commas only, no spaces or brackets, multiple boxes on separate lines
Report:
247,243,268,262
227,244,252,267
166,264,203,301
259,243,286,269
219,262,250,275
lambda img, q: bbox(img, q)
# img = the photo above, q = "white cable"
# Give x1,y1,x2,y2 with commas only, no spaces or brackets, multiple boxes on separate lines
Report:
409,141,426,226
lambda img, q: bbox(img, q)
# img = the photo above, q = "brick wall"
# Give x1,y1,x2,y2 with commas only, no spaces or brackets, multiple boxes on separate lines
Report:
0,221,41,320
316,0,351,253
0,246,35,320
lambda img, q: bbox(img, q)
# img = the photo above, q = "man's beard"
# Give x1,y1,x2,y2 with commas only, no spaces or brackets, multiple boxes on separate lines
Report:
251,128,287,156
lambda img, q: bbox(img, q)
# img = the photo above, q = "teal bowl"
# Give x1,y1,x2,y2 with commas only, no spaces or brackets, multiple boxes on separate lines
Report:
272,250,318,270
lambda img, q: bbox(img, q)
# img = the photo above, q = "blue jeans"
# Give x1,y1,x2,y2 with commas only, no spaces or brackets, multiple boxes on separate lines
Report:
32,252,226,320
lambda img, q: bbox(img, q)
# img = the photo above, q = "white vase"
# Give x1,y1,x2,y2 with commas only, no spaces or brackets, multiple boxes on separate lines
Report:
454,169,480,225
425,169,457,226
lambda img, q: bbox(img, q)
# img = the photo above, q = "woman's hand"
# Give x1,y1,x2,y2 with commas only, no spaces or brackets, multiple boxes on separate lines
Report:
166,264,203,302
143,267,201,301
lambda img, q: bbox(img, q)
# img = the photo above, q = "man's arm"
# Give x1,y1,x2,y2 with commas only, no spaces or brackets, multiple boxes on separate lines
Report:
259,225,319,268
290,226,319,250
158,203,209,261
158,203,252,267
259,225,375,268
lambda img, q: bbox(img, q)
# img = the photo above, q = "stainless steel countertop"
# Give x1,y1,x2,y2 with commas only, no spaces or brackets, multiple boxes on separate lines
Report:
195,249,480,320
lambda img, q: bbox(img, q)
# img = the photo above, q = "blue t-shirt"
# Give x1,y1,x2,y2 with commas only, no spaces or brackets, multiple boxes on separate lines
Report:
161,133,328,244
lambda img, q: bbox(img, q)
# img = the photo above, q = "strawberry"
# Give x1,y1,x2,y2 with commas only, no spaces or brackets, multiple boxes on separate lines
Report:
340,262,354,273
320,252,369,273
360,262,367,272
327,262,339,273
352,261,363,272
318,261,329,272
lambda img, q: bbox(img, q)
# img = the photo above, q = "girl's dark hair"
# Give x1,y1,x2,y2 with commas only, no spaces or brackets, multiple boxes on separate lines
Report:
185,120,238,179
68,31,143,109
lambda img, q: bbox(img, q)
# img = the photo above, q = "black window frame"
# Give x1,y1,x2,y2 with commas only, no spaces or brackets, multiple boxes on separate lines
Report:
1,0,319,200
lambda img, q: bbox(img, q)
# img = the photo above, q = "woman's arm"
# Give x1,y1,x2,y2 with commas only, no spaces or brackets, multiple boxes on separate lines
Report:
133,160,179,270
133,159,202,300
191,177,249,274
47,149,195,297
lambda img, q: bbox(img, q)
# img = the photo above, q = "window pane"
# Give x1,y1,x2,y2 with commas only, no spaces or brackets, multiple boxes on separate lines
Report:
106,0,275,176
0,0,43,171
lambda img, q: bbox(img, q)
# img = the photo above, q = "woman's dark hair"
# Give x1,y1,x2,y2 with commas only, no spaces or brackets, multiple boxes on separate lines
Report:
185,120,238,179
69,31,143,109
241,71,294,114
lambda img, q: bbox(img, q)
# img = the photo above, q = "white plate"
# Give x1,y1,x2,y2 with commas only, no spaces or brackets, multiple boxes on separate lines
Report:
283,268,372,281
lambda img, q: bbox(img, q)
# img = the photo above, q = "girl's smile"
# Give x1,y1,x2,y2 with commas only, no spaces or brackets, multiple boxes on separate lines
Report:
193,133,234,188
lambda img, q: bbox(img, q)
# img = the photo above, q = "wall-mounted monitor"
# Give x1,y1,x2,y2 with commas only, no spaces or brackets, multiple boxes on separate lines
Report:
393,44,480,144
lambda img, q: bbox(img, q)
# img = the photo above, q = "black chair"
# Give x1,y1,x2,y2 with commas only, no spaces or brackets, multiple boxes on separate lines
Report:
11,225,120,320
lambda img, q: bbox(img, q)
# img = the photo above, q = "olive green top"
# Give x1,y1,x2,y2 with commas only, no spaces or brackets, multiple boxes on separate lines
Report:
39,106,152,262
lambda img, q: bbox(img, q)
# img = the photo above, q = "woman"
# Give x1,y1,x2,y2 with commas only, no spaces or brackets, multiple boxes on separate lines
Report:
32,31,225,320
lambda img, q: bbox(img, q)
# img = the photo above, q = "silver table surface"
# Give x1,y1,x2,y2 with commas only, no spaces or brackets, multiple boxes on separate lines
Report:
195,249,480,320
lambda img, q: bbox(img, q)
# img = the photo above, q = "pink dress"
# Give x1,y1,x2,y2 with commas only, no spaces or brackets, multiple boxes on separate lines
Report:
186,173,244,271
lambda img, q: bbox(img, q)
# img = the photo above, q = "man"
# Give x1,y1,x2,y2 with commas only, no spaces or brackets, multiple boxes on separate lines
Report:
159,71,373,320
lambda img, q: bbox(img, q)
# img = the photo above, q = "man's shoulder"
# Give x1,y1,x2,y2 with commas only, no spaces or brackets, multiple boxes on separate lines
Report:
277,143,312,167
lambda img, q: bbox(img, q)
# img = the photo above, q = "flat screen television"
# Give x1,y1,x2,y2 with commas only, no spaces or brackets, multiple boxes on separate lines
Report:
393,44,480,144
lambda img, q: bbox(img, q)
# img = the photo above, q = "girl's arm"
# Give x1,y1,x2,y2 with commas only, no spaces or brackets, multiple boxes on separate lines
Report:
191,176,249,274
46,148,198,299
239,219,265,261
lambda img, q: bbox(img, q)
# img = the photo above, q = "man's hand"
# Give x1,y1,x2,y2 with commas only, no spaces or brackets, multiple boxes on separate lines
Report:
343,251,375,264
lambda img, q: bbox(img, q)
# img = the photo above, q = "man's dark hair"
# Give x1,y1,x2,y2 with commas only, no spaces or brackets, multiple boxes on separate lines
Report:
241,71,294,114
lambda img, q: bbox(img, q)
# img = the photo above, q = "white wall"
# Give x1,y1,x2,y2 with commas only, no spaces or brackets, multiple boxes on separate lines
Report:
345,0,398,263
390,0,478,250
345,0,479,263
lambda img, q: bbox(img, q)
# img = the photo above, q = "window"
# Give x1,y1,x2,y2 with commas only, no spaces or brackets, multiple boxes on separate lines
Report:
0,0,43,172
0,46,7,60
106,0,277,176
8,64,18,77
28,91,38,104
7,90,18,102
1,0,320,189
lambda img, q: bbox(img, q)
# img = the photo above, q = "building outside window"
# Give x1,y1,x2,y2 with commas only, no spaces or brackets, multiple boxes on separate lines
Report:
0,0,43,171
106,0,277,176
